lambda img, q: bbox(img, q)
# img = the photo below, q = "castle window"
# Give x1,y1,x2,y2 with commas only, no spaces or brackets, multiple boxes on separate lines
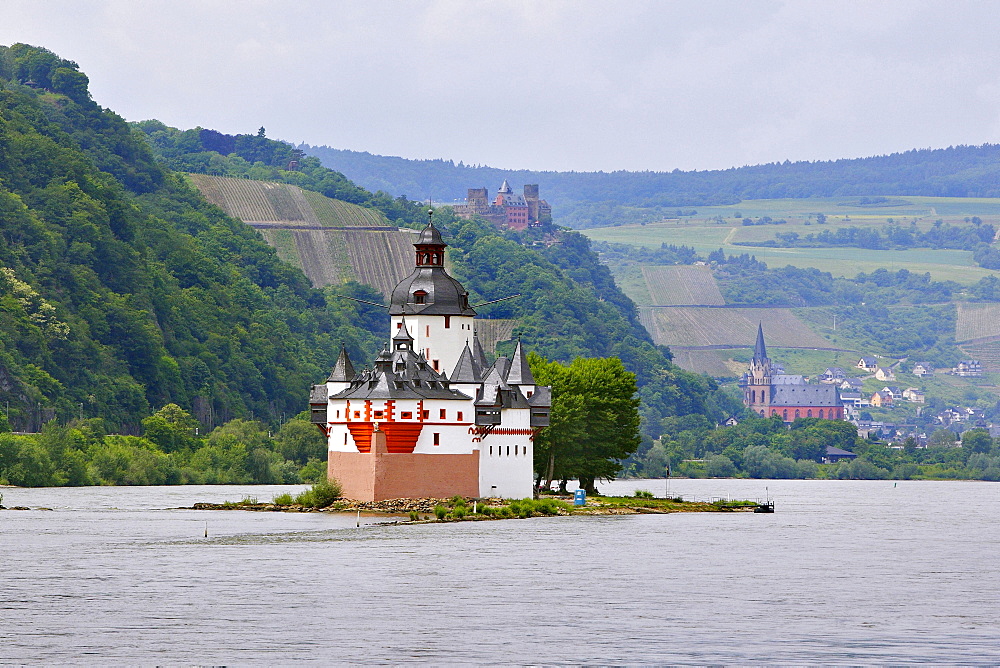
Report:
413,290,427,304
401,411,412,419
783,410,788,420
527,391,532,398
795,410,800,419
819,409,825,419
440,409,446,419
336,410,340,418
457,411,463,421
344,433,348,444
444,316,450,329
354,411,360,419
433,432,440,446
507,446,511,456
432,359,439,371
374,411,383,419
489,445,493,455
422,410,429,419
807,410,813,418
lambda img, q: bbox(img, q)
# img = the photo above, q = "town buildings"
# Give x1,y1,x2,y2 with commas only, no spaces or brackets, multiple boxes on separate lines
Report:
741,324,845,422
310,216,550,501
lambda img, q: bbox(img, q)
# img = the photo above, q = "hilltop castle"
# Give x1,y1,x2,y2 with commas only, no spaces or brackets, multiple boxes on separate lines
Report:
741,324,844,422
310,216,550,500
454,181,551,231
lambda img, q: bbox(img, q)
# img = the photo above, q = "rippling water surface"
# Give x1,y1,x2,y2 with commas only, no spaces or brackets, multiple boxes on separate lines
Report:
2,479,999,664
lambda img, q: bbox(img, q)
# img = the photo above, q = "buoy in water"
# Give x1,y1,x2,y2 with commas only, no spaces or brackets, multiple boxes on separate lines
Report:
204,521,208,538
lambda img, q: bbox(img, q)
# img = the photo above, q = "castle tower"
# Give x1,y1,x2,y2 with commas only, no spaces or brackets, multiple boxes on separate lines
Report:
388,212,476,375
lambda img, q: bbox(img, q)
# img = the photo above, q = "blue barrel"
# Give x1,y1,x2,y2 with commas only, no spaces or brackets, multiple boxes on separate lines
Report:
574,489,586,506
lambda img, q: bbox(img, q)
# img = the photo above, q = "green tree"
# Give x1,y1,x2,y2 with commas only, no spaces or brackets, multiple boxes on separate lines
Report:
142,404,201,452
961,428,993,455
274,413,327,465
530,353,641,494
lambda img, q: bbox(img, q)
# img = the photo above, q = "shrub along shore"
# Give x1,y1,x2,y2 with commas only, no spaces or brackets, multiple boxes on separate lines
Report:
189,488,761,520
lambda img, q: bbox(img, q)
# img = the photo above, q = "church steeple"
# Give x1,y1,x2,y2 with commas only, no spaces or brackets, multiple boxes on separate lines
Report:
753,322,768,363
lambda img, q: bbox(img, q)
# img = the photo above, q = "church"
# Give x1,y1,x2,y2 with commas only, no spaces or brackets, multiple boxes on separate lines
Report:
310,215,551,501
741,324,844,422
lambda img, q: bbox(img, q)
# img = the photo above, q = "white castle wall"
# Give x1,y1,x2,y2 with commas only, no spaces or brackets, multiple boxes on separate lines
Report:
391,314,475,376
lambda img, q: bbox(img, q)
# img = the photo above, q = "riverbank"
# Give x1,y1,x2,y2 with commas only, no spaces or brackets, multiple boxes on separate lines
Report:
188,494,763,519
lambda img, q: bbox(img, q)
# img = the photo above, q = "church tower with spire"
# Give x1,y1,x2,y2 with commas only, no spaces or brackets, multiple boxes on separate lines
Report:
312,213,550,500
744,323,773,416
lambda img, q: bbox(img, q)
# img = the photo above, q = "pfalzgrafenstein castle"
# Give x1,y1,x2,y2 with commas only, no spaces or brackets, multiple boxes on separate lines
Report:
310,214,551,500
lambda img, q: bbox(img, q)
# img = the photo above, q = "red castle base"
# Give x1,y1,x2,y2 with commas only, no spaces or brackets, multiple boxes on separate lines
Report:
328,429,480,501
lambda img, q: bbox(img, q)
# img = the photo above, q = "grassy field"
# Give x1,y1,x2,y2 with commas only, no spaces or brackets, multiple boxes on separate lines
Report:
583,195,1000,284
642,265,724,306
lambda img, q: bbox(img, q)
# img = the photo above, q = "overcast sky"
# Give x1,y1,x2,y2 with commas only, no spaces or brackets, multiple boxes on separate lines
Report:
4,0,1000,172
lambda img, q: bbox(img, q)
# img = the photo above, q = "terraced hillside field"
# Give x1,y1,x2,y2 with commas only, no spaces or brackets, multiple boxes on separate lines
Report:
189,174,390,227
343,229,417,298
642,265,725,306
639,307,830,349
956,302,1000,343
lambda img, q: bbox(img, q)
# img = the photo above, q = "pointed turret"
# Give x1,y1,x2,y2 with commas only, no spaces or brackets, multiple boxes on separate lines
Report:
753,322,768,363
498,179,512,194
450,341,482,383
505,338,534,386
472,332,489,370
328,346,356,383
393,318,414,351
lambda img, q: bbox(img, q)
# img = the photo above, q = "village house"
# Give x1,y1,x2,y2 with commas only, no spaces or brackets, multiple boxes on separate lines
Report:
818,367,846,384
857,357,878,373
840,378,864,391
871,390,894,408
952,360,983,377
912,362,934,378
838,390,866,408
902,387,925,403
310,217,551,501
875,366,896,382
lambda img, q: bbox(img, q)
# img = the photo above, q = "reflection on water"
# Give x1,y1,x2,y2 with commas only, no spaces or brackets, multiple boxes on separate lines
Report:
2,480,999,664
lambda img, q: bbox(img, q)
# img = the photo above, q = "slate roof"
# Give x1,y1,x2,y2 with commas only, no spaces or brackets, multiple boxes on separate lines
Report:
770,384,842,407
753,323,768,363
388,221,477,317
328,345,356,382
330,333,471,401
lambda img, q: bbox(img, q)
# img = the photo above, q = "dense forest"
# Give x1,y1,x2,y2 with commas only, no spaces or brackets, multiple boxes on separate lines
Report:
303,142,1000,228
0,44,401,434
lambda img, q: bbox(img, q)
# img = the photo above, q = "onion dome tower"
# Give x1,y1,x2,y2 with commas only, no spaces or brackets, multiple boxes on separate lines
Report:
388,211,476,374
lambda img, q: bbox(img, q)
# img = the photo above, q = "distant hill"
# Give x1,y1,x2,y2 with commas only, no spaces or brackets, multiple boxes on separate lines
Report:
302,143,1000,229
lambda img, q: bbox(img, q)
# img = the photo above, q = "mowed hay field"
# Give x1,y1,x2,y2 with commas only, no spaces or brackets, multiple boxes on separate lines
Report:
639,307,830,349
956,302,1000,342
642,265,725,305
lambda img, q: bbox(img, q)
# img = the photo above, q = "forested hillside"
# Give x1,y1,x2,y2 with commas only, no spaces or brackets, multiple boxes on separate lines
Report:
0,44,384,432
303,143,1000,228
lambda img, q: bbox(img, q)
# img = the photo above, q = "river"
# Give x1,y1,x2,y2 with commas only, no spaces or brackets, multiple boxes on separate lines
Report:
1,479,999,664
